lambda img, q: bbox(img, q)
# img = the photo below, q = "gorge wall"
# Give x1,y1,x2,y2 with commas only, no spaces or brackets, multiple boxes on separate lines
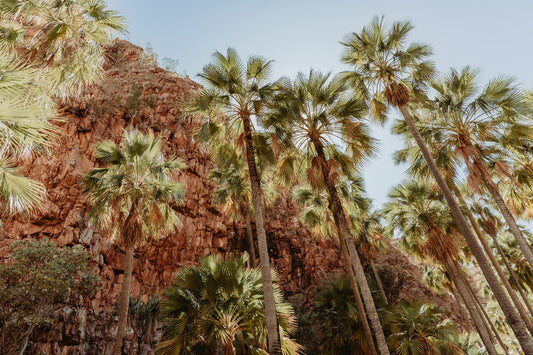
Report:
0,40,454,354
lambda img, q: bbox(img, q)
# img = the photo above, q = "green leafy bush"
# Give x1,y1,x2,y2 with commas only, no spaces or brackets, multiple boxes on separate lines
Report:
0,239,100,354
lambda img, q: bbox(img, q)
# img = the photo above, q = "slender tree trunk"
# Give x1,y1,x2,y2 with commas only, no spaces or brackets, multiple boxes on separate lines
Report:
444,257,498,355
399,105,533,352
472,157,533,270
242,115,282,355
451,287,473,330
491,228,533,319
113,238,135,355
464,278,509,355
452,183,533,335
314,142,390,355
19,325,34,355
244,207,256,268
337,226,378,355
371,262,388,304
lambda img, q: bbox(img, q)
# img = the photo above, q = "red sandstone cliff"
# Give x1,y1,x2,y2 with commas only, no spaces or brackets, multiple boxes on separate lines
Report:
0,40,455,354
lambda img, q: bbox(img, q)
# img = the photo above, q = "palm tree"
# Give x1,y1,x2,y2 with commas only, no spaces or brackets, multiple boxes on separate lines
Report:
383,181,501,354
188,48,283,354
387,300,463,355
266,70,390,355
0,46,53,215
158,254,301,355
426,67,533,271
292,182,379,355
83,130,185,355
208,143,256,266
341,17,533,352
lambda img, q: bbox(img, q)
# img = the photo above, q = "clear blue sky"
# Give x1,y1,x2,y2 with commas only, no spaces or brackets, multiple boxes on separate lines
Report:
107,0,533,208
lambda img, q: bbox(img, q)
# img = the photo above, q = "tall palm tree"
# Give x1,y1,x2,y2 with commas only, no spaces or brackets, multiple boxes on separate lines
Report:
83,130,185,355
158,254,301,355
426,67,533,271
266,70,390,355
383,181,500,354
188,48,282,354
341,17,533,352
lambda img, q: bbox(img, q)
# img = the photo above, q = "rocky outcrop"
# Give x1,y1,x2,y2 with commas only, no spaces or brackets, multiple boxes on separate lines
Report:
0,40,454,353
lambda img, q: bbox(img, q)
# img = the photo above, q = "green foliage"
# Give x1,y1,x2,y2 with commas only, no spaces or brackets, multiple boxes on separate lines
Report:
314,273,390,354
387,300,464,355
0,0,124,215
158,254,301,355
315,274,466,355
0,0,126,96
0,239,100,354
125,83,144,116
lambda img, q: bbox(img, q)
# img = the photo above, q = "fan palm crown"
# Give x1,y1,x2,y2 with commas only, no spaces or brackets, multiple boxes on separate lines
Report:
158,254,301,355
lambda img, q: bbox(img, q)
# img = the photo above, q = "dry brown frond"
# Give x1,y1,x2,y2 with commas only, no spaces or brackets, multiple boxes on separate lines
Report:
384,82,410,107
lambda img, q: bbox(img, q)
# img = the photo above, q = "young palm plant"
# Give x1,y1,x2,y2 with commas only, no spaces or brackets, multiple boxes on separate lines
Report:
315,273,390,355
83,130,185,355
158,254,301,355
387,300,463,355
266,70,390,355
188,48,283,354
341,17,533,351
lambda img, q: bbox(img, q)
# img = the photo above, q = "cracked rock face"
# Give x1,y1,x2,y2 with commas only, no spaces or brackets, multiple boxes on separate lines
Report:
1,40,454,354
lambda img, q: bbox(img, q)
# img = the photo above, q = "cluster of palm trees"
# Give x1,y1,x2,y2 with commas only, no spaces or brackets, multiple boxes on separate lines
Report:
4,3,533,353
189,17,533,355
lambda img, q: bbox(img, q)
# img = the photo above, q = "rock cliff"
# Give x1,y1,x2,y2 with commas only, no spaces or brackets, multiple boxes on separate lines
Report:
0,40,455,353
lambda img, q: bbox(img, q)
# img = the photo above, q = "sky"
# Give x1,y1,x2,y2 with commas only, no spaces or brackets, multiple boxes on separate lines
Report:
106,0,533,209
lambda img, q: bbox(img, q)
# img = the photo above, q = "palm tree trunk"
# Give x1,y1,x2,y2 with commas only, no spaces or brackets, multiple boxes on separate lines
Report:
399,104,533,353
370,262,388,304
444,257,498,355
242,115,282,355
464,279,509,355
451,287,473,330
314,142,390,355
113,238,135,355
472,157,533,270
244,207,256,268
336,226,378,355
490,228,533,319
452,183,533,335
